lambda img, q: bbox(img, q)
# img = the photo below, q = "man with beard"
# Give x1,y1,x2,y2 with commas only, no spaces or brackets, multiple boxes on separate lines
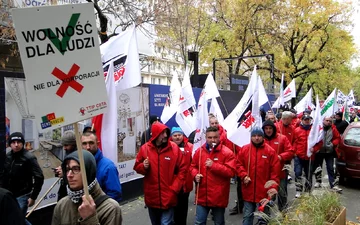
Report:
334,112,349,135
293,114,314,198
170,127,193,225
134,123,187,225
237,127,280,225
313,117,342,192
191,126,236,225
262,121,294,211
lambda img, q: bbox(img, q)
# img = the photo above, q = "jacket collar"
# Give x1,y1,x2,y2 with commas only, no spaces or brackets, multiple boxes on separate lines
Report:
94,148,103,163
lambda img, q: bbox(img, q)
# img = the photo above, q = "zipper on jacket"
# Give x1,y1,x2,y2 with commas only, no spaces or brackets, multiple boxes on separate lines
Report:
205,160,208,207
157,151,162,209
253,147,258,202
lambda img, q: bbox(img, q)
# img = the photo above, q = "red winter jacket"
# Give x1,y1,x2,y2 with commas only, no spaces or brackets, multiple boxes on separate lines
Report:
190,143,236,208
264,133,294,179
133,123,187,209
236,142,280,203
293,125,312,160
313,125,341,154
182,141,194,193
218,125,235,151
276,120,295,144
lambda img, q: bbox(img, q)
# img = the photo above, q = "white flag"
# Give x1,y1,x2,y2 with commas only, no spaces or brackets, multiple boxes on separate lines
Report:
160,73,181,124
100,24,141,91
294,88,315,113
223,66,268,147
204,73,220,100
175,68,197,136
272,79,296,108
279,73,285,106
337,90,346,107
347,89,356,107
94,62,118,163
192,90,209,157
210,97,224,124
307,95,323,157
320,88,336,119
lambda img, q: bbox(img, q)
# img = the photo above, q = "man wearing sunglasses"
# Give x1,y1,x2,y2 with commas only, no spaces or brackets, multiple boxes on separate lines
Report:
81,132,122,202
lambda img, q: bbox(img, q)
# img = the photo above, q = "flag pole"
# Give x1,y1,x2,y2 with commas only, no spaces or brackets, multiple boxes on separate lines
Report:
140,82,148,157
26,178,61,218
74,122,90,198
219,96,229,116
194,144,202,215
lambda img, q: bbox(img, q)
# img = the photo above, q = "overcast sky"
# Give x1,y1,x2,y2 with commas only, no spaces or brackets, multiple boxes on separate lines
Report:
348,1,360,66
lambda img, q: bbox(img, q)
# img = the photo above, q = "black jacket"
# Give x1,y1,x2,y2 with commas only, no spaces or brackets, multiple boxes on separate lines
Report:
0,188,24,225
334,120,349,135
0,149,44,200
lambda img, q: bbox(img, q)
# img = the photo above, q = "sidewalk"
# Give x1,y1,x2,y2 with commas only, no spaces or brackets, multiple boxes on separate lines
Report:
121,183,241,225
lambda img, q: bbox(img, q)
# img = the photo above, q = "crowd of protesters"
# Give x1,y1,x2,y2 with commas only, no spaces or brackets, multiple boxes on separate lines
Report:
0,106,348,225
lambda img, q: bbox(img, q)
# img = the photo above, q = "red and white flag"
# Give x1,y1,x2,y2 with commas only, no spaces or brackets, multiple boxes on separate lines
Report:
192,89,209,157
100,24,141,91
92,62,118,163
307,95,323,157
160,73,181,124
223,66,268,147
175,68,197,136
272,78,296,108
294,88,315,113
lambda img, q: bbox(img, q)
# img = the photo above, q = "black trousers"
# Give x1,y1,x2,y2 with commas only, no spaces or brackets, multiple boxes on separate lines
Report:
237,177,244,211
173,190,190,225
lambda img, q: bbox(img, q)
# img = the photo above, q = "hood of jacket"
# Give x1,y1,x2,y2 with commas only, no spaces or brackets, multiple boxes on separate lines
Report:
62,150,97,186
150,122,170,143
262,120,277,140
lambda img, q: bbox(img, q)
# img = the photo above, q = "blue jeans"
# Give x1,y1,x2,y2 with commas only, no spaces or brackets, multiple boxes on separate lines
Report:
148,207,174,225
294,156,313,192
243,201,269,225
314,153,335,188
16,193,32,225
194,205,225,225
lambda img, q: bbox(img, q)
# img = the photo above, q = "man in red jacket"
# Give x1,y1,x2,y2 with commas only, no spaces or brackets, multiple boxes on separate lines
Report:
190,126,236,225
276,111,295,143
293,114,313,198
237,127,280,225
170,127,193,225
262,121,294,211
313,117,342,192
134,123,187,225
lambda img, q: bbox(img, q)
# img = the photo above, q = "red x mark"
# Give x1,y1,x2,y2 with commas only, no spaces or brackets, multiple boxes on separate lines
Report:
52,64,84,98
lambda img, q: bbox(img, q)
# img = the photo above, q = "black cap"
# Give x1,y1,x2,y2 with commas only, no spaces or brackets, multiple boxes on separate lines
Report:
8,132,25,146
149,115,160,125
83,126,96,134
336,112,343,117
302,114,312,120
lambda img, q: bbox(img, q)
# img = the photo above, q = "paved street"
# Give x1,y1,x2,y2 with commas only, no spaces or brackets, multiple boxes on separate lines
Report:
121,171,360,224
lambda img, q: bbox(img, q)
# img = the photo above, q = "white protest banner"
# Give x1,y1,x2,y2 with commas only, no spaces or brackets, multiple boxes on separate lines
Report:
12,3,108,132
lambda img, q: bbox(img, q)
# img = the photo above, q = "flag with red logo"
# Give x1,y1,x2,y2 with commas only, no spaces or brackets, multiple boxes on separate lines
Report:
160,73,181,124
100,24,141,91
192,89,209,157
307,95,323,157
223,66,268,147
175,68,197,136
294,88,315,113
272,78,296,108
92,62,118,163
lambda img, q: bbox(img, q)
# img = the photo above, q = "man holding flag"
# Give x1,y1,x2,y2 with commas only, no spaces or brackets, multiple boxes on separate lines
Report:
133,123,187,225
312,117,341,192
190,126,236,225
